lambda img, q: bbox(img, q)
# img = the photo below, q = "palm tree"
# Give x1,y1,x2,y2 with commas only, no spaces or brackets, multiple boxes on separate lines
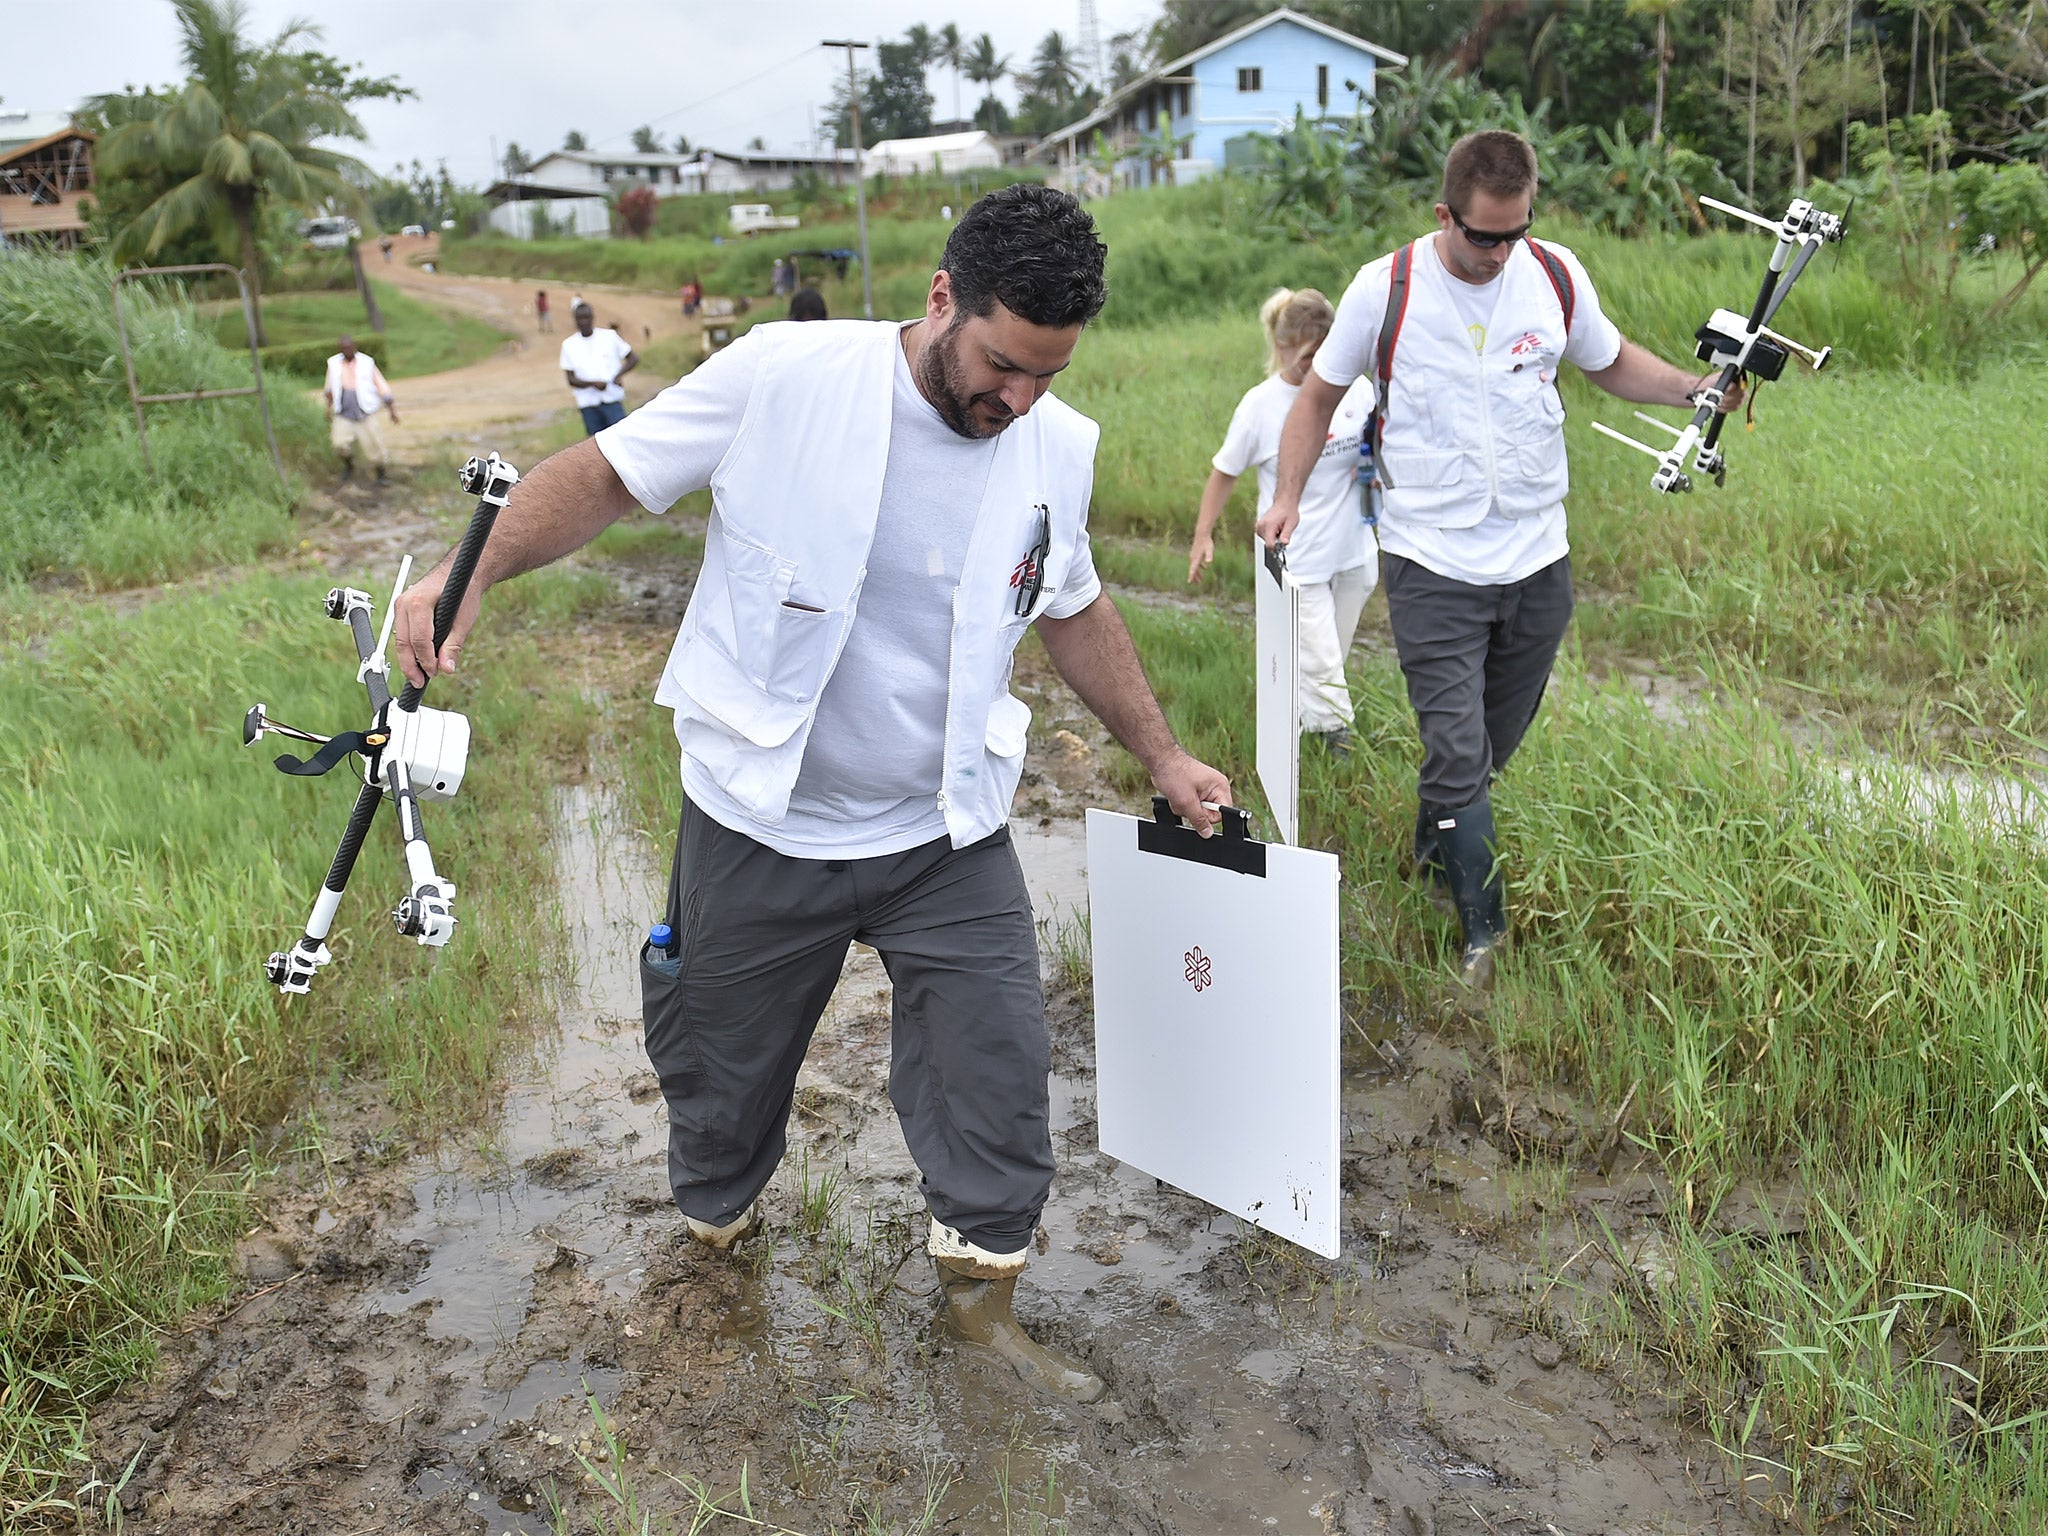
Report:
965,33,1010,128
95,0,369,344
938,22,966,127
1031,30,1082,106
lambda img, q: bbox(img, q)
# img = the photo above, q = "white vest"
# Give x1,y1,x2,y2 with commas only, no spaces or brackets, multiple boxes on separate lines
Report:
1374,237,1575,530
653,319,1101,848
323,353,388,417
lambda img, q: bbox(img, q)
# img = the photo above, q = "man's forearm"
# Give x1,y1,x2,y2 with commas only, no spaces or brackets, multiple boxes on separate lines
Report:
1036,593,1182,774
459,437,638,590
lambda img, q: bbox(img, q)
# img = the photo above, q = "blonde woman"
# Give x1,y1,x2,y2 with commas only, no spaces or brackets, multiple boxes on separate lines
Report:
1188,287,1378,752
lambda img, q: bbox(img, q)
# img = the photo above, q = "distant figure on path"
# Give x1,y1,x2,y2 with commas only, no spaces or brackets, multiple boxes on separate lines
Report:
559,301,638,435
378,233,394,263
680,278,702,316
323,334,399,485
788,287,826,321
536,289,552,332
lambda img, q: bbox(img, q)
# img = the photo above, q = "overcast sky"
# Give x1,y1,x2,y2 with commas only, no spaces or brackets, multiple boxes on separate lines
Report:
3,0,1165,183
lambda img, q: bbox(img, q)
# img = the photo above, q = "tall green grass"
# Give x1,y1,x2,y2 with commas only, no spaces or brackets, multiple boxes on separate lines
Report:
1061,307,2048,750
1115,597,2048,1532
209,278,511,379
0,254,323,587
0,572,600,1517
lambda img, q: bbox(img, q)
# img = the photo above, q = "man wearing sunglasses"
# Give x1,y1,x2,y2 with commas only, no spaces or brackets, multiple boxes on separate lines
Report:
390,184,1229,1405
1259,130,1741,993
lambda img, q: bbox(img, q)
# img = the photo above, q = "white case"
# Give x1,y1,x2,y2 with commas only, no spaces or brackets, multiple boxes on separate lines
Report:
1086,803,1342,1258
1256,541,1301,846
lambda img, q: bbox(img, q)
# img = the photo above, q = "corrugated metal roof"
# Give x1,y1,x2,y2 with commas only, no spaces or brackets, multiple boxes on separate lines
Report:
0,109,79,153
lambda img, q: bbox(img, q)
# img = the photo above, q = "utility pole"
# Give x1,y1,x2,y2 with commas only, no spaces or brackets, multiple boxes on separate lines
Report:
823,39,874,319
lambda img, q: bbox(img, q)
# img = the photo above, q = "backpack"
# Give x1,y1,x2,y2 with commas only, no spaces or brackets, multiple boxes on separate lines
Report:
1368,236,1575,489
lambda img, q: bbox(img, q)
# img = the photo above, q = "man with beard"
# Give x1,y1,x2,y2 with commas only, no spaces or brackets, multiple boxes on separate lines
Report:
391,184,1229,1402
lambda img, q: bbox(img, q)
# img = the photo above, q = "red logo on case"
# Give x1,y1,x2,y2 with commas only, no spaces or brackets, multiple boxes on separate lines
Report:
1184,946,1213,992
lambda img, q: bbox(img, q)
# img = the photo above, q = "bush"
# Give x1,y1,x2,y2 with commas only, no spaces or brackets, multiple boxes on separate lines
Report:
0,252,322,585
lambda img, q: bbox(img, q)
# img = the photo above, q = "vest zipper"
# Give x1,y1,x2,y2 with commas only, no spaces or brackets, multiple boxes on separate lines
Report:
1474,327,1501,515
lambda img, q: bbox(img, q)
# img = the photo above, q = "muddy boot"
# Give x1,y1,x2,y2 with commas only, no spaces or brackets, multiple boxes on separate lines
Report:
684,1202,759,1251
1412,804,1455,922
338,456,353,485
1434,799,1508,992
930,1223,1104,1403
374,463,387,485
1308,725,1352,760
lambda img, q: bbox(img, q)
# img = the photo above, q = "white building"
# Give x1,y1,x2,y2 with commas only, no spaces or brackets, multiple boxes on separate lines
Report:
865,130,1004,179
521,146,860,199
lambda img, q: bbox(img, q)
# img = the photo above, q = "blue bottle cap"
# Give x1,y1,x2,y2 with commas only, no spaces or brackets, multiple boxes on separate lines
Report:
649,923,673,949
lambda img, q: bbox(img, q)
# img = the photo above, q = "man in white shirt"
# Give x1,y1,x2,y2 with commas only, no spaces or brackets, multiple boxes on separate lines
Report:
559,302,638,435
322,335,398,484
391,185,1229,1402
1262,131,1741,991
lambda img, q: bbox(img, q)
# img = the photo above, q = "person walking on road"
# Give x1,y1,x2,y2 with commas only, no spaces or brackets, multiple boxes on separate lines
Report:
391,184,1230,1404
322,334,398,484
536,288,552,332
1262,130,1743,992
559,301,638,435
1189,286,1377,755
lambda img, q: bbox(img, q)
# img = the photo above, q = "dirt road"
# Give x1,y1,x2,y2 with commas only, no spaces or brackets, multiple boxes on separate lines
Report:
81,285,1775,1535
368,233,699,449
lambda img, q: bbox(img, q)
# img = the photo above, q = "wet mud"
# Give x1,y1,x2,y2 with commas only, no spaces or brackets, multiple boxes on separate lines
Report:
83,551,1770,1534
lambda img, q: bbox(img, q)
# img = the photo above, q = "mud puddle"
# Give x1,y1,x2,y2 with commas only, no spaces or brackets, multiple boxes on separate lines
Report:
89,744,1769,1534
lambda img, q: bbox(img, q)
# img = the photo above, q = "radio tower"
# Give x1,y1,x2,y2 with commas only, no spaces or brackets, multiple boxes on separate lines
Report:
1078,0,1103,92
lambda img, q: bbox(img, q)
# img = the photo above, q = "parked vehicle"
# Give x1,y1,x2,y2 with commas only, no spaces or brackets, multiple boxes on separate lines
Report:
401,223,426,237
301,215,360,251
729,203,800,236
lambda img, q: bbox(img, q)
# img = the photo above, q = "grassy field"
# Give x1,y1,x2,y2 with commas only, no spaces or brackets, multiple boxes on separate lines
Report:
0,568,605,1516
15,177,2048,1531
1059,315,2048,754
1114,600,2048,1532
1,255,322,587
209,278,511,379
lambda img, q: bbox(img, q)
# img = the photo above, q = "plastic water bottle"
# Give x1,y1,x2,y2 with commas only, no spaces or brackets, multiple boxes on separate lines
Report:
645,921,681,979
1358,434,1382,529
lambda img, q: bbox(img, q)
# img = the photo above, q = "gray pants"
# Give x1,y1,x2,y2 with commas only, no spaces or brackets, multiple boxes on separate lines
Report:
640,797,1053,1253
1382,551,1574,821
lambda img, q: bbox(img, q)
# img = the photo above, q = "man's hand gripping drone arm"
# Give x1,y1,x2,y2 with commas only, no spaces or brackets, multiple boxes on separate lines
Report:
251,453,519,994
1594,195,1846,494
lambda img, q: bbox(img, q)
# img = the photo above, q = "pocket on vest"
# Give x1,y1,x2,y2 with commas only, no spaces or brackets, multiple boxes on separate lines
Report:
674,642,809,748
984,693,1032,759
1381,449,1468,524
718,529,797,673
1380,449,1464,491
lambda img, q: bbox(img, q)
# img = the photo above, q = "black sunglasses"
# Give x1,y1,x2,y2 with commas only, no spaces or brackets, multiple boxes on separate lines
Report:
1449,208,1532,249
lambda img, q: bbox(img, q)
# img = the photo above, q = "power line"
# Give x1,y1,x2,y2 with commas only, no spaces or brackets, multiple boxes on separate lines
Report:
588,44,825,148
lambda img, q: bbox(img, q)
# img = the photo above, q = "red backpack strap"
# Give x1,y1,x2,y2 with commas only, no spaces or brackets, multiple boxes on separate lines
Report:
1524,236,1576,335
1369,239,1419,484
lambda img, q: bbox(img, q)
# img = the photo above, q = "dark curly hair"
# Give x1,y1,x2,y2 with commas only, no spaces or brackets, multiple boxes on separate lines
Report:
940,182,1108,329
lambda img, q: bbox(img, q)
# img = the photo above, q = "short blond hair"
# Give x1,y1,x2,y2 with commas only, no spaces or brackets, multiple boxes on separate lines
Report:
1260,286,1334,376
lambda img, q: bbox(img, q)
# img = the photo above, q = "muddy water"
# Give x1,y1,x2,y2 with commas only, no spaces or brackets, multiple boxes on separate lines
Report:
89,775,1766,1535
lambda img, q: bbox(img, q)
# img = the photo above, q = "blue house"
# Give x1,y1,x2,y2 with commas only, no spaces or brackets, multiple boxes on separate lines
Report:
1037,8,1407,192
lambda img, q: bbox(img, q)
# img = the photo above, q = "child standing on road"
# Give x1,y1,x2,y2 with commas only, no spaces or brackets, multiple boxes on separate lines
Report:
1188,288,1378,753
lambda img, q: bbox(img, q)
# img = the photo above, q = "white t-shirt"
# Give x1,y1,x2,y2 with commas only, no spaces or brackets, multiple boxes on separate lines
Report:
596,323,1103,860
559,328,634,408
1213,373,1376,584
1315,235,1622,587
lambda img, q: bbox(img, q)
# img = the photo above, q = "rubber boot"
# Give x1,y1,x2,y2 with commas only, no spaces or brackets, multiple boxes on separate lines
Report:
338,456,353,484
374,462,387,485
684,1202,759,1251
1413,804,1455,921
935,1259,1106,1403
1433,799,1508,992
